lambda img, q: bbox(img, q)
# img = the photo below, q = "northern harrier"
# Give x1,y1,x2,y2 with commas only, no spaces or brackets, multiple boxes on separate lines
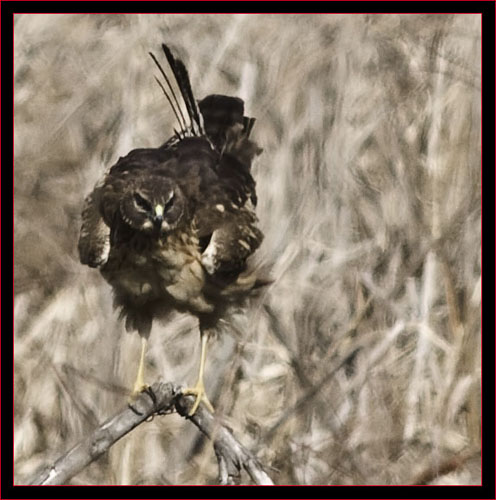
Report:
78,44,264,415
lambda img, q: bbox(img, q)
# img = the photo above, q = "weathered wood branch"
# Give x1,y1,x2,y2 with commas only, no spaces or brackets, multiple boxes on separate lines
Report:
29,381,274,486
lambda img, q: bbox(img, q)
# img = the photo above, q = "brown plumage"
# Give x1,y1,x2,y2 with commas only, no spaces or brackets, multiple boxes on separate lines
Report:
78,43,264,414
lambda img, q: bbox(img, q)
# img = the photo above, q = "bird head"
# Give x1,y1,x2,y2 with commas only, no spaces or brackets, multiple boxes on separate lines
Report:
120,178,186,235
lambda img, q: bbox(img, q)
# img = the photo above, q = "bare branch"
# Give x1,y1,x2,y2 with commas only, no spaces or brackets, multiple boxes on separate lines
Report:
29,381,274,486
176,396,274,485
29,381,176,485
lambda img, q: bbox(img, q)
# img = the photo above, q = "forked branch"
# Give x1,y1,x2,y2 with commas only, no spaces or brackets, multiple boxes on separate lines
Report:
29,381,274,486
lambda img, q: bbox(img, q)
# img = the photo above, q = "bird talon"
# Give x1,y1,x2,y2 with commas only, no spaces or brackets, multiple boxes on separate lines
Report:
128,382,152,403
128,402,143,416
143,385,157,405
127,384,156,416
182,384,214,415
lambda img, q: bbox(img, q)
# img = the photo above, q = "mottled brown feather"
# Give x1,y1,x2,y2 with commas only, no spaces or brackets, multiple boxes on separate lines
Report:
78,45,265,338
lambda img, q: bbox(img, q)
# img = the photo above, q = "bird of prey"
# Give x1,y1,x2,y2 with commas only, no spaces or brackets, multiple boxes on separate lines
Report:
78,43,265,415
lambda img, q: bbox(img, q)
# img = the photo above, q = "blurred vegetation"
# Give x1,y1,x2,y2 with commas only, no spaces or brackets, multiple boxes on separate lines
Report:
14,14,481,485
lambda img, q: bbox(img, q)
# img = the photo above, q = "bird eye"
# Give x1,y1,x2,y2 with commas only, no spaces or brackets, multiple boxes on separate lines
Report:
133,193,151,212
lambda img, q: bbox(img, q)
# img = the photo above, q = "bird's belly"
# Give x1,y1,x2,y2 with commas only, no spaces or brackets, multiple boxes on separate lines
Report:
104,235,214,314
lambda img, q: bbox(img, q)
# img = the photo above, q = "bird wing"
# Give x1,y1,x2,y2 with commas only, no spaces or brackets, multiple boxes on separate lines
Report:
192,144,264,277
198,206,263,276
78,189,111,268
80,43,263,275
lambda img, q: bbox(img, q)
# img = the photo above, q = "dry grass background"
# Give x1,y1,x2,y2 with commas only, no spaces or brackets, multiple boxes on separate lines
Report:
13,13,481,485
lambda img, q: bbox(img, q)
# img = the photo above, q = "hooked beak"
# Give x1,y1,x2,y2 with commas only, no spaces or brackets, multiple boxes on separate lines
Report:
153,204,164,224
153,204,169,233
153,205,164,229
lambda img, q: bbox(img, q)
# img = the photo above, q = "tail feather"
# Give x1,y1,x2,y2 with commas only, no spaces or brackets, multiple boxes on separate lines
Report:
161,43,203,136
151,43,258,154
244,116,256,137
198,94,249,151
149,52,188,136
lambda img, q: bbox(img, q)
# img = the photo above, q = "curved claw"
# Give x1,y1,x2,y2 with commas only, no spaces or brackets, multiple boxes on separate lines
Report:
143,385,157,405
128,383,155,404
128,402,143,416
182,382,214,415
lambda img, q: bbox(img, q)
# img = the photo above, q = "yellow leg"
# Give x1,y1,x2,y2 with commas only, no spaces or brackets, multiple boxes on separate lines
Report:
182,333,215,415
129,337,149,400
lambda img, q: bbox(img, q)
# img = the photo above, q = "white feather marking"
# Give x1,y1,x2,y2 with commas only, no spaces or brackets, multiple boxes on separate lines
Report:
100,239,110,264
238,239,251,250
244,198,255,210
201,233,219,275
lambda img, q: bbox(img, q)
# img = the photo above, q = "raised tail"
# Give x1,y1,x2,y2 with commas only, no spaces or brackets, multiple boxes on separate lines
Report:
198,94,258,152
149,43,204,139
160,43,203,136
150,44,260,159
